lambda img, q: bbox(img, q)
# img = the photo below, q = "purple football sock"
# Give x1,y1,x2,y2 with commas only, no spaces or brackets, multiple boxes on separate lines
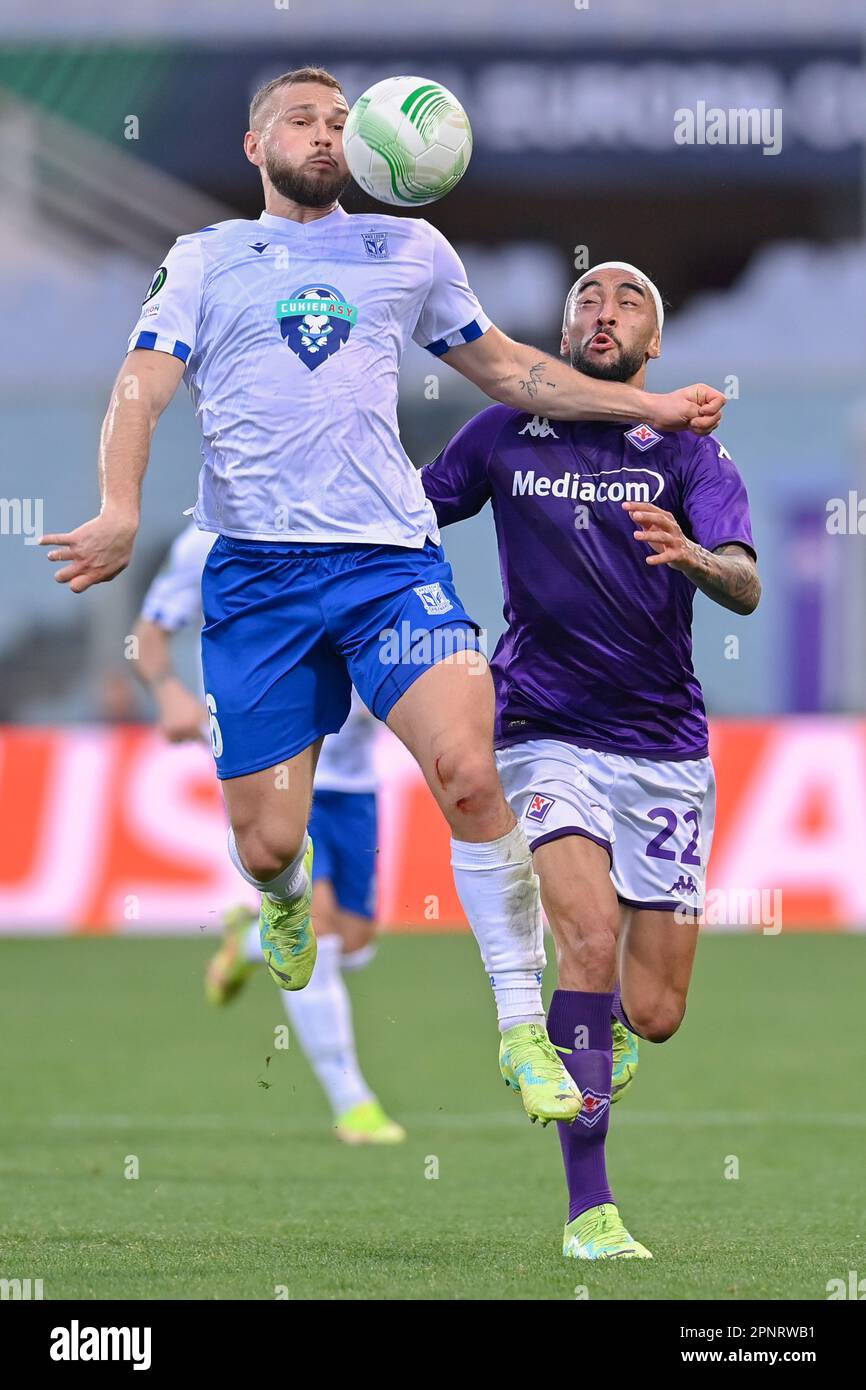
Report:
547,989,615,1223
612,983,681,1039
612,982,641,1036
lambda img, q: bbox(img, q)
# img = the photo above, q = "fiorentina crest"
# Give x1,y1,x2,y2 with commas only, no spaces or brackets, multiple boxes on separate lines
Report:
526,792,555,824
576,1088,610,1128
624,422,662,452
276,284,358,371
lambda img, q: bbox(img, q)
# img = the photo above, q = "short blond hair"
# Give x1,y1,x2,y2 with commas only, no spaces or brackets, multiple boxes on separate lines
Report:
249,66,345,129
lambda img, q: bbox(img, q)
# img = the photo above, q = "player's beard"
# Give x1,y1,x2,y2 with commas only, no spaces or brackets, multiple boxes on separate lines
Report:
570,336,647,383
264,150,352,209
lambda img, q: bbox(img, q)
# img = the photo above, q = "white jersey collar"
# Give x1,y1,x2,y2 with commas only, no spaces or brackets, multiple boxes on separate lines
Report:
258,205,348,233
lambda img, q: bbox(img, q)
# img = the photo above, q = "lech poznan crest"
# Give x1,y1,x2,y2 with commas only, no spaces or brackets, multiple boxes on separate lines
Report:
413,582,453,616
276,285,358,371
362,229,389,259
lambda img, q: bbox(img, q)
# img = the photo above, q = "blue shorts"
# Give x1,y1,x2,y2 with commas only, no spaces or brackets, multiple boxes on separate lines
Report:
201,537,480,780
308,789,378,919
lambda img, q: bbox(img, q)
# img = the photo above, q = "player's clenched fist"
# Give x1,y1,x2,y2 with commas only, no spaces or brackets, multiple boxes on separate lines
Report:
40,511,138,593
623,501,696,569
647,384,726,436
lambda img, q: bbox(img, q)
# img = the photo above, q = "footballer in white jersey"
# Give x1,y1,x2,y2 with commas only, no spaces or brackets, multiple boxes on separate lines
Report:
134,522,405,1145
43,64,727,1135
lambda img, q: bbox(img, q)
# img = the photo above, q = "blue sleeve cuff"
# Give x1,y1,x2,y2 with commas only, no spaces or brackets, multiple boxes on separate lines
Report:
424,317,488,357
130,331,192,364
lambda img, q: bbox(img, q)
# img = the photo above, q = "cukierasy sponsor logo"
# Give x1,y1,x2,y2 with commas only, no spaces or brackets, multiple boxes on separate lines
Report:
276,284,358,371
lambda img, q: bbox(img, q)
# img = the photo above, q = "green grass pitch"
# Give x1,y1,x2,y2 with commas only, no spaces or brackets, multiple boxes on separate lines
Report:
0,932,863,1300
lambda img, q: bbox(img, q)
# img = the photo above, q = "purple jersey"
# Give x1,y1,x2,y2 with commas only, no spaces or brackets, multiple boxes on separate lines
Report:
422,406,756,760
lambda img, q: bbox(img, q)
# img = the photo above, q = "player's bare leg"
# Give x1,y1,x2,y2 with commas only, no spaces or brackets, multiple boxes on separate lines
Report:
337,907,377,960
221,742,320,990
533,836,619,992
222,741,319,881
616,906,700,1043
605,907,700,1110
386,650,582,1125
531,833,650,1258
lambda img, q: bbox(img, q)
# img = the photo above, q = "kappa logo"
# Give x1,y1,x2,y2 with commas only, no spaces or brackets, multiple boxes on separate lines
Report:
276,284,358,371
362,229,389,259
576,1088,611,1128
668,874,698,896
526,792,555,824
624,422,663,452
518,415,560,439
413,582,453,616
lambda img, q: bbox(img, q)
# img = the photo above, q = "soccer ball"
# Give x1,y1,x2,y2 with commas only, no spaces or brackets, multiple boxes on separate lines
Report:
343,75,472,207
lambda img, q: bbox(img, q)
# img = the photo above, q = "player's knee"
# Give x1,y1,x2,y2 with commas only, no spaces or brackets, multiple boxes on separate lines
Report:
434,745,500,819
235,828,305,885
551,906,618,976
558,926,617,979
628,997,685,1044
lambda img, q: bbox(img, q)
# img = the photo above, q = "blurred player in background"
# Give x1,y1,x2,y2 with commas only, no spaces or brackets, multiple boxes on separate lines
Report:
42,66,726,1131
134,523,405,1145
423,262,760,1257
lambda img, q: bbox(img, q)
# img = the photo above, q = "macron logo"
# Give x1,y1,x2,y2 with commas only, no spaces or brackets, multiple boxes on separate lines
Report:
50,1321,152,1371
518,415,559,439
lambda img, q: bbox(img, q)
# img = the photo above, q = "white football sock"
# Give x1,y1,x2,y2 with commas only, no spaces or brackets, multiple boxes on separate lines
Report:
340,943,377,973
281,934,374,1119
244,922,263,964
450,822,546,1032
228,829,310,903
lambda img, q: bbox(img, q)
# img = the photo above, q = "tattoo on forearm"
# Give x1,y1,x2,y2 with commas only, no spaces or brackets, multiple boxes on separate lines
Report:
518,361,556,399
686,542,761,615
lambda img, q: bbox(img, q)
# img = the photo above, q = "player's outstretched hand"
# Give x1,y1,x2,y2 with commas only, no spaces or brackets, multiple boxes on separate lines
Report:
40,512,137,593
646,384,726,436
623,501,696,569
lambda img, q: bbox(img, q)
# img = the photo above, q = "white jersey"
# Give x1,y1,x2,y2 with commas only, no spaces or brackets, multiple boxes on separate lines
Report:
140,524,215,631
140,522,378,792
313,689,378,795
127,206,491,548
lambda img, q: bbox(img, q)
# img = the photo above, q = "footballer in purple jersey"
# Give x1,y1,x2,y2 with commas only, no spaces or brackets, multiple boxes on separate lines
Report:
423,261,761,1261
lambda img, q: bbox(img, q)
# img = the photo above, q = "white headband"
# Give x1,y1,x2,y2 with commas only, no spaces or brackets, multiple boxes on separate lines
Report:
562,261,664,337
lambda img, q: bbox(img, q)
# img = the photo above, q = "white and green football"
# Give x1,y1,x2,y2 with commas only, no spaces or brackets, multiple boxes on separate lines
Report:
343,75,472,206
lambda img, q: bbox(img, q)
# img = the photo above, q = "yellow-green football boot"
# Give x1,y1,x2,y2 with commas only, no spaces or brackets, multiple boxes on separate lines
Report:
563,1202,652,1260
204,903,259,1006
259,840,316,992
334,1099,407,1146
499,1022,583,1125
611,1019,639,1104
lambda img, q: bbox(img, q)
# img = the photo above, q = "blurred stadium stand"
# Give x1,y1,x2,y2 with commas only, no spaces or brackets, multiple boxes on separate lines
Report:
1,0,864,725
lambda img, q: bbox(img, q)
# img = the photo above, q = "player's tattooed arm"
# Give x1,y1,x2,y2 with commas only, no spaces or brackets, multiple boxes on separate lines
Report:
622,502,761,615
679,542,762,616
442,327,726,435
517,361,555,400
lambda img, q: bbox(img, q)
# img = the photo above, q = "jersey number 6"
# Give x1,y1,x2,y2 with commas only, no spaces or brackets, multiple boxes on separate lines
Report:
205,693,224,759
